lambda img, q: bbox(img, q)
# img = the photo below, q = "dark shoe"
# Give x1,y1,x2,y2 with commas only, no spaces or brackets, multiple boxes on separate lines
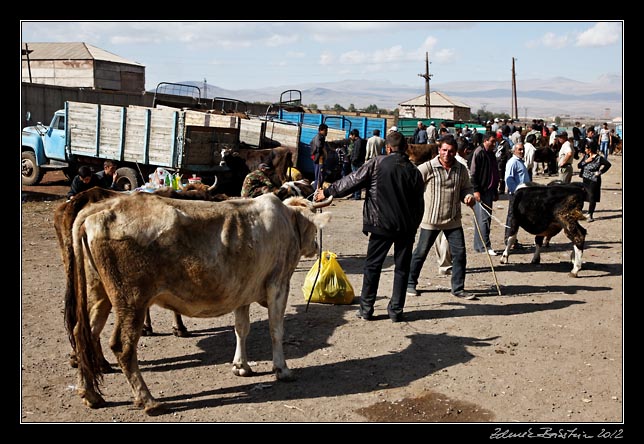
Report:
355,310,373,321
452,292,479,301
390,313,405,323
406,287,419,297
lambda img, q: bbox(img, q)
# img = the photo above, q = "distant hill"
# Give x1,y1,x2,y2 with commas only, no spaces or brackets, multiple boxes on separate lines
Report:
153,76,622,119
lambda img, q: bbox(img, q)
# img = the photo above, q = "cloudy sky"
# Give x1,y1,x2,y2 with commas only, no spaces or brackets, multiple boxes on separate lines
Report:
21,21,623,91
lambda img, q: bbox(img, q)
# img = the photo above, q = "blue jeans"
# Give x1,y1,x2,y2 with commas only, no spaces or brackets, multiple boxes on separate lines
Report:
312,163,324,189
408,227,467,295
473,189,495,252
600,141,609,159
360,233,415,319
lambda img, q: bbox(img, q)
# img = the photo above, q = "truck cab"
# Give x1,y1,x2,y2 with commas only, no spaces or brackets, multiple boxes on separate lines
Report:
22,110,68,185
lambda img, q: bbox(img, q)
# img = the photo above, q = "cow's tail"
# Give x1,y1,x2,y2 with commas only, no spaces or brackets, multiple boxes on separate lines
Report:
70,222,104,394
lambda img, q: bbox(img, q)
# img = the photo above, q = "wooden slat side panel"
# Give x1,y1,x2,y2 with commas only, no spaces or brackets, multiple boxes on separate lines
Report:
239,119,264,146
97,105,124,159
183,111,239,129
264,121,300,148
147,108,177,166
122,107,148,163
67,102,98,155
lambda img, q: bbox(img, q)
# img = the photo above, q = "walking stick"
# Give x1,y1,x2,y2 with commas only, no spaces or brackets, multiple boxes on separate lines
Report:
471,204,502,296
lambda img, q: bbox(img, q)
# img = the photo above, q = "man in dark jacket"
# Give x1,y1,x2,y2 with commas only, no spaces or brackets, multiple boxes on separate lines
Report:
310,123,329,189
314,131,424,322
470,132,500,255
330,129,366,199
67,165,102,200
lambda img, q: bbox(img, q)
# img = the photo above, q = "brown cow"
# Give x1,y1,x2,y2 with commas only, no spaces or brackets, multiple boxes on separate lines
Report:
406,143,439,165
66,192,332,414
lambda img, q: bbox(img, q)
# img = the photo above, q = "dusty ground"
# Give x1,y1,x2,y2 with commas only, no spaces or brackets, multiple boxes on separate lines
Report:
20,158,623,430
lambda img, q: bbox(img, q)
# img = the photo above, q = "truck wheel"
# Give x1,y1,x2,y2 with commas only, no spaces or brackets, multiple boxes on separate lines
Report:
22,151,43,186
115,167,140,191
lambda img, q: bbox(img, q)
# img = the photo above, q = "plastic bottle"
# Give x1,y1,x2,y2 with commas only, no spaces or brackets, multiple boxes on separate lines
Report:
164,173,171,188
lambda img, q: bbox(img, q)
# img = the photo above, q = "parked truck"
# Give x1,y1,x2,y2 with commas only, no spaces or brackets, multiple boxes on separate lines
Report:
21,100,241,189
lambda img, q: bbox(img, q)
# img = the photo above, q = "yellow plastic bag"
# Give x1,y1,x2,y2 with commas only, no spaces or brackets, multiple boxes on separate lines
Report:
302,251,355,304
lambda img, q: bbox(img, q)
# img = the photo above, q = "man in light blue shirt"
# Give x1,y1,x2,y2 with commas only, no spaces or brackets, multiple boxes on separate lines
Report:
504,142,529,246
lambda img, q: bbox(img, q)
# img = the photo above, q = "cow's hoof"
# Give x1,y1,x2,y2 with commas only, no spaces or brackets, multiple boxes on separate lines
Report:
172,326,191,337
569,271,579,278
100,358,116,374
141,326,154,336
275,368,296,382
232,365,254,377
69,353,78,369
500,256,508,264
530,259,541,264
143,401,166,416
81,392,106,409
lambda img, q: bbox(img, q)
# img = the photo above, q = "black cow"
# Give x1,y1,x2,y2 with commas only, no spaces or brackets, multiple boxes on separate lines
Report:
500,182,587,277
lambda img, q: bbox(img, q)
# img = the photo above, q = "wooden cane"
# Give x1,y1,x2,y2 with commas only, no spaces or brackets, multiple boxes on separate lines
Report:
471,205,502,296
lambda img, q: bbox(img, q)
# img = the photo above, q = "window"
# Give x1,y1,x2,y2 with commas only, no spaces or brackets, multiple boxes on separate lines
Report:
53,115,65,130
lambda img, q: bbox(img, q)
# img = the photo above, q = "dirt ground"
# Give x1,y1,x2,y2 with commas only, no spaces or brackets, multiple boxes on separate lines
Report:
20,157,623,429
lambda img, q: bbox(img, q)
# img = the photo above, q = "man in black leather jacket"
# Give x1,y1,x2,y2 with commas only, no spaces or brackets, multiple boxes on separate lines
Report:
314,131,424,322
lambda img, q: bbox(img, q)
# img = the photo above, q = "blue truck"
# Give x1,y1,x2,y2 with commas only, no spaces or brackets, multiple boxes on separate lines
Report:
21,100,242,188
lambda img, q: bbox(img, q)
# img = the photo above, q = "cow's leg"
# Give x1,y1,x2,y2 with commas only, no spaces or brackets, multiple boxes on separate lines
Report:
531,236,543,264
172,312,190,337
500,234,517,264
109,307,163,415
232,304,254,377
141,308,153,336
267,283,294,382
562,221,586,278
71,274,114,373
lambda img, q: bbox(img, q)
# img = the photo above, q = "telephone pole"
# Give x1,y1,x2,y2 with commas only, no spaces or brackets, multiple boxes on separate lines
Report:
418,52,433,118
511,57,518,120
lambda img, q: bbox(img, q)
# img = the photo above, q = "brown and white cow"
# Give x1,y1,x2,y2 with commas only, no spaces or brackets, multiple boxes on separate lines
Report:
65,192,331,414
500,182,587,277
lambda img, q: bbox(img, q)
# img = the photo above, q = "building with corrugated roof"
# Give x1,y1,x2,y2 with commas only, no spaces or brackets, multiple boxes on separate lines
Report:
21,42,145,92
398,91,471,121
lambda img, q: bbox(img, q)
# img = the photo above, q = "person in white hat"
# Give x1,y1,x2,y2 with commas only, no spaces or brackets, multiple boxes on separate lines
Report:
427,121,437,143
388,125,398,133
491,118,500,133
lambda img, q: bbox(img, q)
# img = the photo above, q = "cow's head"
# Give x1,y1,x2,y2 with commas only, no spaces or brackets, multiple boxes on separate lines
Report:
283,196,332,257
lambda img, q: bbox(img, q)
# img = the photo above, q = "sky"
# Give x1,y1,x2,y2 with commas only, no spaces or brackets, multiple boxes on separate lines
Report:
21,21,623,92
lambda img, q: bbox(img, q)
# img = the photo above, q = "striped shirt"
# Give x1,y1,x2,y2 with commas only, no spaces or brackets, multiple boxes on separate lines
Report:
417,156,474,230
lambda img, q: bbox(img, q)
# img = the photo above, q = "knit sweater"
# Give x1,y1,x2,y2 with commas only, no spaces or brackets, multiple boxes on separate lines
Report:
417,156,474,230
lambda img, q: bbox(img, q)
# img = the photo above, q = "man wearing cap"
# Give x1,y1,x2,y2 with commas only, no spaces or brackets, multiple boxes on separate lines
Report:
240,163,279,198
556,131,574,183
427,121,437,144
310,123,329,189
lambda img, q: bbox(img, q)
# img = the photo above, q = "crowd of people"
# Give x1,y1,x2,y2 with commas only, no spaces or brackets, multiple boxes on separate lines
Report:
66,118,617,323
312,118,617,322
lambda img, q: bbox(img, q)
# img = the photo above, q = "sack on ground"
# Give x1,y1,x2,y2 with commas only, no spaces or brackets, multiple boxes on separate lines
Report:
302,251,355,304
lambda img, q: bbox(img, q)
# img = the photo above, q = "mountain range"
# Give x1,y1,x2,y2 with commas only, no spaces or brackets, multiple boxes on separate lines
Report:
169,75,622,120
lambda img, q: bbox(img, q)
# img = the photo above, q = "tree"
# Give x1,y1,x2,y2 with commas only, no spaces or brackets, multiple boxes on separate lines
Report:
364,104,380,114
333,104,346,112
348,103,356,112
307,104,318,110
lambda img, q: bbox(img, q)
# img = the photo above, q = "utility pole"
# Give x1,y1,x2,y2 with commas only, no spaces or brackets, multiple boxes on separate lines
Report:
511,57,518,120
418,52,433,118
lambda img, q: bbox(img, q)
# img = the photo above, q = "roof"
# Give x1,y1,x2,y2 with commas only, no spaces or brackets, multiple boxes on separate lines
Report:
21,42,144,67
399,91,470,108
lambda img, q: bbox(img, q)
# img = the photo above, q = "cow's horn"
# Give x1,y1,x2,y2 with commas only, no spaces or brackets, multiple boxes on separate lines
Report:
312,196,333,208
207,175,219,191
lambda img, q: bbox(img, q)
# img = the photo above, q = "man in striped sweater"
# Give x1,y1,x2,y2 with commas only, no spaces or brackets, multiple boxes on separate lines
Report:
406,135,478,300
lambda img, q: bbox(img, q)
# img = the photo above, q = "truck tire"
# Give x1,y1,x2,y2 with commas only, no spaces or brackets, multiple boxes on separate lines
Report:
115,167,140,191
22,151,44,186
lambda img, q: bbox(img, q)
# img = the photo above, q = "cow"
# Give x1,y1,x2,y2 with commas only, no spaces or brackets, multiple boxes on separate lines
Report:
500,181,587,277
406,143,439,166
65,191,332,414
218,146,296,196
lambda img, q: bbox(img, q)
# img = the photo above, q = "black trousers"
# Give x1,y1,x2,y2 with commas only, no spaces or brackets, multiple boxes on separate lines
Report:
359,232,415,319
